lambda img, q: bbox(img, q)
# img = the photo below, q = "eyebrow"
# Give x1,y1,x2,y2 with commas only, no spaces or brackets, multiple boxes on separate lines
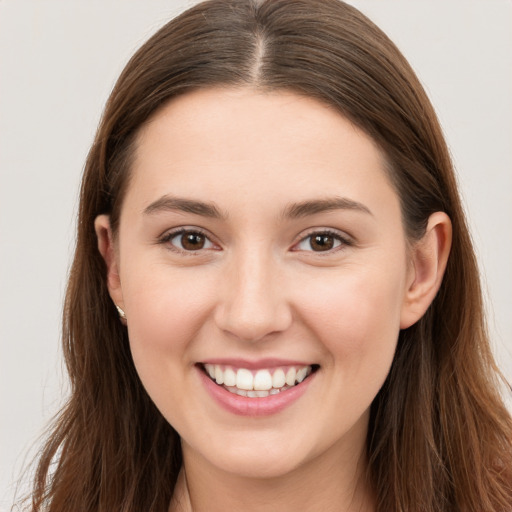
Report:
143,195,227,219
281,196,373,219
143,195,372,220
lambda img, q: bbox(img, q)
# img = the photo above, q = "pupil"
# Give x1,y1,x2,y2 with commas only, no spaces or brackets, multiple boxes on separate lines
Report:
182,232,205,250
311,234,333,251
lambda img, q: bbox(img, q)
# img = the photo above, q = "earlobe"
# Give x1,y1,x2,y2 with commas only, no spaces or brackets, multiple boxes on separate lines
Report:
400,212,452,329
94,215,125,311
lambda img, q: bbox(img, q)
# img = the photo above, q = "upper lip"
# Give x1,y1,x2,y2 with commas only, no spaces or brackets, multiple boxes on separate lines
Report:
198,358,316,369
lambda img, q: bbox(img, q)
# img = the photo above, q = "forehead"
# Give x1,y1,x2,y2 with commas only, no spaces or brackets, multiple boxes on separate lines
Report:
127,87,399,218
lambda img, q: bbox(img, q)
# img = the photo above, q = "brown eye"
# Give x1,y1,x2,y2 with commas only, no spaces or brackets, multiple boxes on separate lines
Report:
181,232,205,250
310,234,335,251
167,230,214,252
295,231,345,253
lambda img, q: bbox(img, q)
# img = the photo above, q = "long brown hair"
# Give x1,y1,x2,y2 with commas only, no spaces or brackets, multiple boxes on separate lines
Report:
26,1,512,510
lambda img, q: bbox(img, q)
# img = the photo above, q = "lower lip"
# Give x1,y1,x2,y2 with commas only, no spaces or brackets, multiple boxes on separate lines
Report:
197,367,314,417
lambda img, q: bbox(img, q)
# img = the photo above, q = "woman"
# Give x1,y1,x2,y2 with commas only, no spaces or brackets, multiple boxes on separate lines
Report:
26,0,512,510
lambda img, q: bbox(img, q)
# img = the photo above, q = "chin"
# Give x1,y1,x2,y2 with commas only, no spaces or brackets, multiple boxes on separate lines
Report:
185,430,317,480
212,451,307,480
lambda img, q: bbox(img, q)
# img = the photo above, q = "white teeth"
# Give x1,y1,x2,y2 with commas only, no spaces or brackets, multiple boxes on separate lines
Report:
205,364,215,379
215,366,224,385
228,386,269,397
203,363,315,397
296,367,308,383
272,368,286,388
285,367,296,386
236,368,254,390
253,369,273,390
223,367,236,387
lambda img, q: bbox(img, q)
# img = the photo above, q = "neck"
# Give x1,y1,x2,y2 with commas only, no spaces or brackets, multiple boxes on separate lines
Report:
169,434,375,512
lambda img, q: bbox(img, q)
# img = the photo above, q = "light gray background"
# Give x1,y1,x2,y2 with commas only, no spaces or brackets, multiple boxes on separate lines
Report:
1,1,511,509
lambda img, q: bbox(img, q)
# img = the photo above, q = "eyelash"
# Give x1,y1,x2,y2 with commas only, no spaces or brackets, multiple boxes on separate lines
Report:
158,228,352,255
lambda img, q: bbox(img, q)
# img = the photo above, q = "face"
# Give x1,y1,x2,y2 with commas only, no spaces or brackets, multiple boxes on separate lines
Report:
98,88,419,479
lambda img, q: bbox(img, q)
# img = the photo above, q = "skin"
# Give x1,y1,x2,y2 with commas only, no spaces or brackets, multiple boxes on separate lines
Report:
95,88,451,512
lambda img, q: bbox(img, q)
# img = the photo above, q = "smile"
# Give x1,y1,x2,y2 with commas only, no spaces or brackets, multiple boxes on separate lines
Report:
202,363,318,398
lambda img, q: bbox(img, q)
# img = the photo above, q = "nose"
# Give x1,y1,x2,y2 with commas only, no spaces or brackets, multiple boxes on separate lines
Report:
214,248,292,343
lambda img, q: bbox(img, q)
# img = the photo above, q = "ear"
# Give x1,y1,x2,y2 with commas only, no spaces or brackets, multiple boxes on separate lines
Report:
94,215,125,313
400,212,452,329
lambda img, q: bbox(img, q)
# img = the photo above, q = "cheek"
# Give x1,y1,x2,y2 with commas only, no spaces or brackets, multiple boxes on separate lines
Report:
120,267,222,431
297,266,406,372
122,267,217,375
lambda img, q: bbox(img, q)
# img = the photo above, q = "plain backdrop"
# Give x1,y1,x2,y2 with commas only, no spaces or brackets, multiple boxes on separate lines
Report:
1,1,511,509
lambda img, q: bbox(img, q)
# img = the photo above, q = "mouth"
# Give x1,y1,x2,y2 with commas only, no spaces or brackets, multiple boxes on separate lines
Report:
199,363,320,398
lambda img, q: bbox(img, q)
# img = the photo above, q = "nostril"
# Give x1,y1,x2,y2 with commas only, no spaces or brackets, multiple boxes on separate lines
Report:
214,306,293,343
